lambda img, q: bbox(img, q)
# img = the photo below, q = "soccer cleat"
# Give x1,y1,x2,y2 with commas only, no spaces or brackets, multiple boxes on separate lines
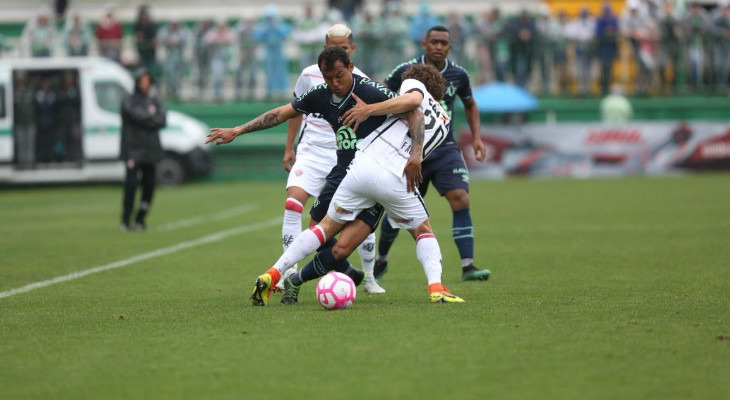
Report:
250,273,274,306
133,221,147,232
429,288,465,303
280,276,301,305
363,279,386,294
373,260,388,281
461,264,491,281
344,266,365,286
274,269,295,293
120,223,130,232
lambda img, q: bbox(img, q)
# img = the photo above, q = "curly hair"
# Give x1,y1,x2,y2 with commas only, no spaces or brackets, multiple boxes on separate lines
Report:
401,64,446,101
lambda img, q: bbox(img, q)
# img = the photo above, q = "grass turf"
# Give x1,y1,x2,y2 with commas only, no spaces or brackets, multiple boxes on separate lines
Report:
1,175,729,399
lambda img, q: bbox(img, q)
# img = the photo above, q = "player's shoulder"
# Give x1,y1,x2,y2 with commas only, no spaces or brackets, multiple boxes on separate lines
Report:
294,64,325,97
355,75,395,97
396,57,420,70
296,82,329,100
352,66,369,79
297,64,324,82
387,57,419,77
445,59,470,79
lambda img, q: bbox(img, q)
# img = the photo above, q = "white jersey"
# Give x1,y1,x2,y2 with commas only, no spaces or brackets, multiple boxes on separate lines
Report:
357,79,450,177
293,64,368,150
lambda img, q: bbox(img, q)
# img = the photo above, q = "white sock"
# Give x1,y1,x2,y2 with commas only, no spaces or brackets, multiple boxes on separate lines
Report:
282,198,304,272
359,232,376,281
415,233,442,286
274,225,326,274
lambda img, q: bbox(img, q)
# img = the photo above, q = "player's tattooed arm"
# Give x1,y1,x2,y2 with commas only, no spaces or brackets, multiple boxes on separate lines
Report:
343,92,423,132
206,104,299,145
403,109,424,193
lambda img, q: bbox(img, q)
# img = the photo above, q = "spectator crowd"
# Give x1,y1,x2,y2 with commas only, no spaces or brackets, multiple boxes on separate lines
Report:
9,0,730,102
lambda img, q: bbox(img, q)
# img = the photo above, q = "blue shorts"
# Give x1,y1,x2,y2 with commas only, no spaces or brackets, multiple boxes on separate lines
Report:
419,144,470,197
310,165,384,231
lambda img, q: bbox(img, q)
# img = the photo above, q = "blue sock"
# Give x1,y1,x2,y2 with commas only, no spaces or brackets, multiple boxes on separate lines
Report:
377,215,400,258
452,209,474,263
293,246,349,285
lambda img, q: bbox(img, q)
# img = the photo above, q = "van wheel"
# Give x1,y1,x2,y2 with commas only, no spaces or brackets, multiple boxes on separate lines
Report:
157,155,186,185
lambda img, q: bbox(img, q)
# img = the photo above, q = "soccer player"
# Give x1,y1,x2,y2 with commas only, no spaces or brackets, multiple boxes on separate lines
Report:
375,25,491,282
252,64,465,304
280,24,384,296
206,47,395,303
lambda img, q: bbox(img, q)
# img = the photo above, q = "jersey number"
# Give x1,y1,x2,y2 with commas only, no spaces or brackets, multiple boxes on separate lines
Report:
422,99,448,158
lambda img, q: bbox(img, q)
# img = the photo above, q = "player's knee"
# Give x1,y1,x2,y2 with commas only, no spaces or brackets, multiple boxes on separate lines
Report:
446,189,470,210
409,220,433,239
331,243,354,261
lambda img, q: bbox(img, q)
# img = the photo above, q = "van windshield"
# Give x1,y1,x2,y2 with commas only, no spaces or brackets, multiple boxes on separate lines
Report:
94,81,128,113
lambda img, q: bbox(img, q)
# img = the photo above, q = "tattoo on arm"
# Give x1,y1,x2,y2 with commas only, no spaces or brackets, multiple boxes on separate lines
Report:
408,110,425,159
238,112,281,135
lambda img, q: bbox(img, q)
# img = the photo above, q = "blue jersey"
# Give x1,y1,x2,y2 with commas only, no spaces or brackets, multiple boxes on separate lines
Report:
384,56,473,149
291,73,395,169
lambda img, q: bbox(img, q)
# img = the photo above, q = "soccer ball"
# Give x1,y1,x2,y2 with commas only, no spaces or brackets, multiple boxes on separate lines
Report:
316,272,356,310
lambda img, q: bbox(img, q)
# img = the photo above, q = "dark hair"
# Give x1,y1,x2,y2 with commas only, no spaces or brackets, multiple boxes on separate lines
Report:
402,64,446,101
425,25,450,39
318,46,351,71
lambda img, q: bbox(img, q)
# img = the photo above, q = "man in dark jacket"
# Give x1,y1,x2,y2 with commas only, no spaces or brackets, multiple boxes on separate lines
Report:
120,69,166,231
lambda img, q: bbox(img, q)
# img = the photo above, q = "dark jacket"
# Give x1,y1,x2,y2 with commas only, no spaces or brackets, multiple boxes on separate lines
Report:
120,80,166,163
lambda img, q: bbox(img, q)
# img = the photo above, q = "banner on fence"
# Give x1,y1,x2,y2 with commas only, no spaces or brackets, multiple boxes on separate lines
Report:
458,121,730,178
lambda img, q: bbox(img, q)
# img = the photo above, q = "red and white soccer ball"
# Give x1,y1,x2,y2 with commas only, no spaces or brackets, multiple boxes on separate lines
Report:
316,272,356,310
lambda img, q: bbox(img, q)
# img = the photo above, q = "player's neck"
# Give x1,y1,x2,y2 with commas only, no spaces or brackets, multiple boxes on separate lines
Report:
425,57,446,71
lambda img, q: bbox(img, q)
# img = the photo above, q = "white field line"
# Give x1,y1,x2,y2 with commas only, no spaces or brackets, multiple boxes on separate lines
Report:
0,217,281,300
154,204,259,232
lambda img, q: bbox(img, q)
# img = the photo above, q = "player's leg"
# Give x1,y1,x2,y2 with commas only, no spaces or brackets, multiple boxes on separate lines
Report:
278,145,334,289
358,232,382,292
287,219,371,292
377,175,463,303
429,148,491,281
134,162,156,231
282,161,381,303
121,160,139,231
374,216,398,280
251,171,341,305
406,220,464,303
252,215,345,306
278,186,309,289
374,170,432,281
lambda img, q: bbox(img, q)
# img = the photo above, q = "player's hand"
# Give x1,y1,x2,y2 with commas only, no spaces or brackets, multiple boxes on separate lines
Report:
403,157,422,193
472,135,487,162
283,148,296,172
342,93,370,132
206,127,238,145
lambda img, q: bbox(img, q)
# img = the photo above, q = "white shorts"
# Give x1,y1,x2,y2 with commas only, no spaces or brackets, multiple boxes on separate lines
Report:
286,143,337,197
328,151,429,230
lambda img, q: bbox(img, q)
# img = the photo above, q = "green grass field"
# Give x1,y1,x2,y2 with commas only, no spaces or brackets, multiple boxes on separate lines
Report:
1,175,729,399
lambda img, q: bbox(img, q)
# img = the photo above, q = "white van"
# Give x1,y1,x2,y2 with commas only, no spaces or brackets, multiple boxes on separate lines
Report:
0,57,211,184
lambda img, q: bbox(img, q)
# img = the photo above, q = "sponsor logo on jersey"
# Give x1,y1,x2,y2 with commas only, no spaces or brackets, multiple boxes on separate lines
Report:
445,81,457,98
333,202,353,215
336,126,360,150
395,217,415,224
295,169,303,176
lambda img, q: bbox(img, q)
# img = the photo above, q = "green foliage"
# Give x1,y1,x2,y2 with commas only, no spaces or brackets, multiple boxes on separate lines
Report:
1,176,729,399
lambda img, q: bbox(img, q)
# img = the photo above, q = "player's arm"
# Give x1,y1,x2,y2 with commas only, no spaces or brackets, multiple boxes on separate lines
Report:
206,104,300,145
342,91,423,131
283,115,303,171
462,97,486,162
402,108,425,193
